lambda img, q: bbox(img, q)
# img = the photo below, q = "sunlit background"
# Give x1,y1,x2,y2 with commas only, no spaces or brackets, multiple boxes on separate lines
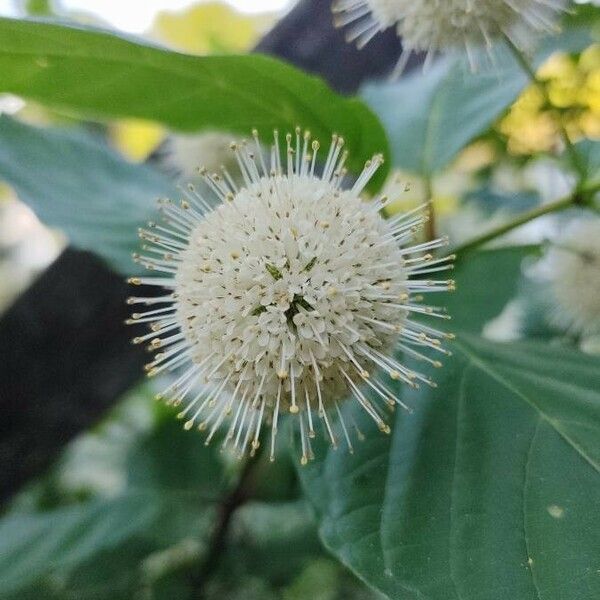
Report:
0,0,291,30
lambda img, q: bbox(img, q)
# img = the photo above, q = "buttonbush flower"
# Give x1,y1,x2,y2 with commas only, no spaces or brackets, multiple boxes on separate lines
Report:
333,0,565,73
545,218,600,336
128,129,454,463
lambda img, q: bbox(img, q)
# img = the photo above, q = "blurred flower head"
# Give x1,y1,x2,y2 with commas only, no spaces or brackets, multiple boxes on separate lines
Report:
543,218,600,336
128,129,453,463
160,131,236,180
334,0,565,73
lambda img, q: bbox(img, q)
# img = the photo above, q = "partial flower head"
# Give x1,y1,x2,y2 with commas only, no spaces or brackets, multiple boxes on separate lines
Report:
333,0,564,73
128,129,454,463
545,218,600,336
158,131,235,180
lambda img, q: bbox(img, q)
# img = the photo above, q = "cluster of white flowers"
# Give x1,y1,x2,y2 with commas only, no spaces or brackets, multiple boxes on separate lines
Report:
128,129,453,463
333,0,565,73
545,218,600,337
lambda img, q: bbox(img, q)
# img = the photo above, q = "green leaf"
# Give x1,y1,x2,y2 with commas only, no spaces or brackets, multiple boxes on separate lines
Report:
125,415,229,499
0,17,389,188
299,334,600,600
441,246,536,333
0,115,173,273
363,26,593,176
0,495,162,595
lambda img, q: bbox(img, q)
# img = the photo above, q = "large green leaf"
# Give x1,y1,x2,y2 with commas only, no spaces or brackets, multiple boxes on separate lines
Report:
299,333,600,600
0,17,389,187
0,115,173,273
363,26,593,175
441,245,535,333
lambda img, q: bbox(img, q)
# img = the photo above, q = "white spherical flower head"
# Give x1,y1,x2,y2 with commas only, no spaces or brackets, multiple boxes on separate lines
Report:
128,129,454,463
546,219,600,336
333,0,565,73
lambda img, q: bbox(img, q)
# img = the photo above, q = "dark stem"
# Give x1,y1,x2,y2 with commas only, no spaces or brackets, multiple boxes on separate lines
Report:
188,447,264,597
452,194,574,257
451,163,600,258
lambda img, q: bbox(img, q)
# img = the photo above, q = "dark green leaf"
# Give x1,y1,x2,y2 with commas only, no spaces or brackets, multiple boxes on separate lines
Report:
0,17,389,188
299,334,600,599
363,26,593,175
125,415,229,499
441,245,535,333
0,115,173,273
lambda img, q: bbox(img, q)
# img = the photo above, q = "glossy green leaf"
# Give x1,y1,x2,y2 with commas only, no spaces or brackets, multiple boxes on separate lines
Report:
299,333,600,600
363,26,593,175
0,17,389,188
0,115,173,273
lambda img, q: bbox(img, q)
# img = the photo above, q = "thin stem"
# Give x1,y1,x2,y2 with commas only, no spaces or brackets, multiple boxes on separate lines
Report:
452,194,573,257
188,444,264,595
452,180,600,257
502,33,586,181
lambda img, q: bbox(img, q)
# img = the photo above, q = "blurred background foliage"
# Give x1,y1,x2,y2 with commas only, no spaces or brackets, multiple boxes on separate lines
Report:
0,1,598,599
